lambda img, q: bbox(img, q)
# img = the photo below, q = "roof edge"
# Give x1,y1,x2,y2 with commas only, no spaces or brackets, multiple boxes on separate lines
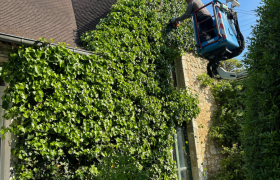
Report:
0,32,94,56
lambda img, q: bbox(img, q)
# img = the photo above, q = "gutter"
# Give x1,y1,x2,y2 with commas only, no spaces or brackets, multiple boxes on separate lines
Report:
0,32,94,56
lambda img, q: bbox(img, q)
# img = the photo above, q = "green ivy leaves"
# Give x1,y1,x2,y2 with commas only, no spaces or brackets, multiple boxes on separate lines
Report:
1,0,200,179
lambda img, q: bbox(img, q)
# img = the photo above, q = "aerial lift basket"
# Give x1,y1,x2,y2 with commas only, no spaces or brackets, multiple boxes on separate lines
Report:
192,0,242,61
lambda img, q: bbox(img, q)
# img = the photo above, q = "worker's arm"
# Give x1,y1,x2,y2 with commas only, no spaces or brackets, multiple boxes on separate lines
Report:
175,1,194,21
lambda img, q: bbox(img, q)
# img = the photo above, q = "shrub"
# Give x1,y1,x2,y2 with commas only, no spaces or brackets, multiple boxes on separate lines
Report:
209,80,244,147
214,144,245,180
242,0,280,179
197,70,246,180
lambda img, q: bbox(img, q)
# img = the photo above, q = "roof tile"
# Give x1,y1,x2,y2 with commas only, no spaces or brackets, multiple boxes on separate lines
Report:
0,0,117,48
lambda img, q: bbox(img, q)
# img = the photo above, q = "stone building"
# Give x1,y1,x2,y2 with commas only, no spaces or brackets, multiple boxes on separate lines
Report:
0,1,223,179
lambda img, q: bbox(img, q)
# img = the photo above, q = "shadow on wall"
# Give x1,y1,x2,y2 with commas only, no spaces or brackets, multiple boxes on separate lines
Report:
71,0,117,47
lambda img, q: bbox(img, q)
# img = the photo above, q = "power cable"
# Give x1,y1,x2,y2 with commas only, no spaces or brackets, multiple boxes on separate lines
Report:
235,10,257,13
237,14,256,18
239,19,257,25
240,22,257,28
242,28,254,32
232,8,256,12
235,9,256,13
236,11,257,14
237,14,258,18
239,17,258,23
236,12,258,16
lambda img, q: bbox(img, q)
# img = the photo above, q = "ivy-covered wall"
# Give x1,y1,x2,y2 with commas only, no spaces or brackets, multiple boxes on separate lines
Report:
0,0,202,179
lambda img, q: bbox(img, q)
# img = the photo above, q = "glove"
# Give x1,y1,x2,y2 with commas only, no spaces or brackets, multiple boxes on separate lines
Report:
171,17,176,22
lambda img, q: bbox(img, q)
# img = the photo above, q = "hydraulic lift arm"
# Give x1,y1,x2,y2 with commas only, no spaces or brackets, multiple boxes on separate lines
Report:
216,66,248,80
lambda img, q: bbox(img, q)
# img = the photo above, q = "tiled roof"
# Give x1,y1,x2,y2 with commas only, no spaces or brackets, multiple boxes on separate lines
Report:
0,0,117,48
72,0,117,47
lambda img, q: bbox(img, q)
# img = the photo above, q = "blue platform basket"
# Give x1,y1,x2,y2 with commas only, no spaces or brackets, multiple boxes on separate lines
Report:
192,0,239,59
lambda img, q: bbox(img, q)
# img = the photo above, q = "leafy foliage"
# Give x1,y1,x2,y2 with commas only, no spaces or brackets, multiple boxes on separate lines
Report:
0,0,200,179
196,74,215,88
199,0,280,179
209,79,245,148
220,58,243,72
197,65,246,179
242,0,280,179
214,144,245,180
197,67,245,148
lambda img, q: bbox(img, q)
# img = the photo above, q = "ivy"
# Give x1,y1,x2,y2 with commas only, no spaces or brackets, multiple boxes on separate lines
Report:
1,0,200,179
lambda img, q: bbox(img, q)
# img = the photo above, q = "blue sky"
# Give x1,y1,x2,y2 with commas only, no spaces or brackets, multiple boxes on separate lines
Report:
200,0,263,61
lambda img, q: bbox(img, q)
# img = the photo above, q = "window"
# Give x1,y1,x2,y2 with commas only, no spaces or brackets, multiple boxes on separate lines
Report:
0,82,13,180
172,124,193,180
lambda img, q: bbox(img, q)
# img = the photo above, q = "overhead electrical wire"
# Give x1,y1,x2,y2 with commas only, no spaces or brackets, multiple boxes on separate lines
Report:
240,22,257,28
236,12,258,16
237,12,258,17
229,8,256,11
237,14,258,18
240,21,257,25
234,9,256,12
238,14,258,19
239,19,257,26
239,17,258,23
236,11,257,15
242,28,255,32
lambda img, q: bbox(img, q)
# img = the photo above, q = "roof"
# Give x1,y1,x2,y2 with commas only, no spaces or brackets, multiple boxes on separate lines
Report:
0,0,117,48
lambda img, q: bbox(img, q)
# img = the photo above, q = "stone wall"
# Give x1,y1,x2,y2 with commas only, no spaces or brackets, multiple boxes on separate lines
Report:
175,52,224,179
0,42,13,65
